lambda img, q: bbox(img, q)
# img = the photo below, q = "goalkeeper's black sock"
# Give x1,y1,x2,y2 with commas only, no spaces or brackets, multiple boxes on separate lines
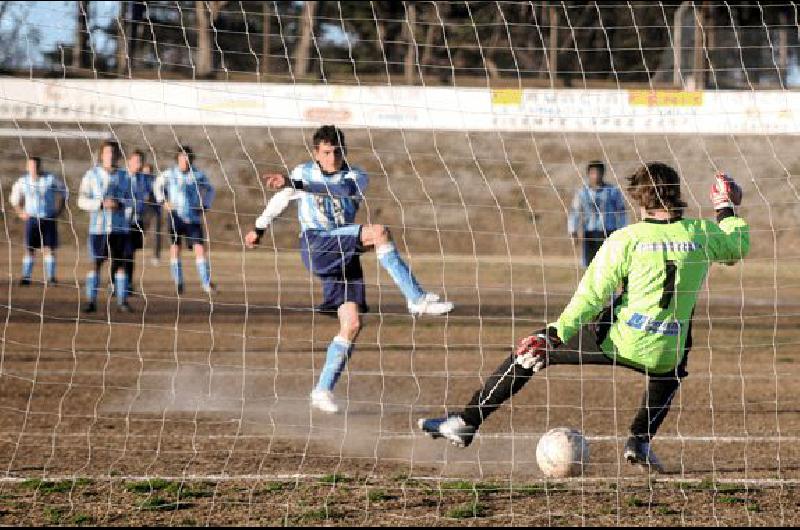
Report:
460,354,534,428
629,374,681,443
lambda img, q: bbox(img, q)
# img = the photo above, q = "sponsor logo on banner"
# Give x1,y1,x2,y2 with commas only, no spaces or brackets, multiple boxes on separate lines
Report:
491,89,522,106
628,90,703,107
304,107,352,123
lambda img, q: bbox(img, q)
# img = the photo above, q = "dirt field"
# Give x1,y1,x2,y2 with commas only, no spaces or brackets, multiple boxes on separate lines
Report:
1,128,800,525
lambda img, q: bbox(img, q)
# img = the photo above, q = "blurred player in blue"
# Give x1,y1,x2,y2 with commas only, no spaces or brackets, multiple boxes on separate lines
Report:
154,145,216,295
124,150,156,295
568,160,627,267
78,141,134,313
245,125,454,414
9,156,68,286
141,162,163,266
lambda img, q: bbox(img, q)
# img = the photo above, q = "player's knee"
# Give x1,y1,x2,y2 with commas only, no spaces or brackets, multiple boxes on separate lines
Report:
341,317,361,341
371,224,391,244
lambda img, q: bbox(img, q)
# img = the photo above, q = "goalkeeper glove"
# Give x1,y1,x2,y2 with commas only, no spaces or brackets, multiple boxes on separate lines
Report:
514,327,562,372
710,172,742,210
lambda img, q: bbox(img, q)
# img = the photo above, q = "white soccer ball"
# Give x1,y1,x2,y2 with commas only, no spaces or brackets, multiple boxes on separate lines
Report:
535,427,589,478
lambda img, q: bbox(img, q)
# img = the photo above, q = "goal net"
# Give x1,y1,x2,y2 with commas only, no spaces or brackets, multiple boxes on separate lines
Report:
0,1,798,525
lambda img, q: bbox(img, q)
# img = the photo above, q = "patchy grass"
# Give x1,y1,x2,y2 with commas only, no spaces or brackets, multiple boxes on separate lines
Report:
626,497,646,508
124,479,212,499
43,507,64,525
21,478,93,495
717,495,747,505
71,513,93,525
138,496,194,512
367,489,393,503
446,501,488,519
318,474,350,486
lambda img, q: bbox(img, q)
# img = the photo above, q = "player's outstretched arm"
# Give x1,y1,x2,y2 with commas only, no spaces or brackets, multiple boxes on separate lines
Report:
262,170,365,199
245,187,300,248
707,172,750,264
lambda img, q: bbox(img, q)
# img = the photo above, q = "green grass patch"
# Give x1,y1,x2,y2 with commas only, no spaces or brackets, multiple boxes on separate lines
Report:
318,473,350,486
367,488,394,503
746,502,761,513
21,478,92,495
514,483,545,495
626,496,646,508
717,495,747,505
263,482,285,493
299,506,339,522
656,506,679,516
43,507,64,525
71,513,93,525
124,479,212,499
446,501,487,519
441,480,476,492
138,496,194,511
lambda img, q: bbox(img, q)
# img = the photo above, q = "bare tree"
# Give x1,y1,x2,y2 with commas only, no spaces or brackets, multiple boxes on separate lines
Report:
196,1,226,78
294,1,317,78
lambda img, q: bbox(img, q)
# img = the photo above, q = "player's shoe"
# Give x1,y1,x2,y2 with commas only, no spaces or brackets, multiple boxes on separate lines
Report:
202,283,217,296
18,278,31,287
117,302,134,314
623,436,664,473
418,415,475,448
408,293,454,316
310,389,339,414
82,301,97,314
46,278,57,286
176,283,184,296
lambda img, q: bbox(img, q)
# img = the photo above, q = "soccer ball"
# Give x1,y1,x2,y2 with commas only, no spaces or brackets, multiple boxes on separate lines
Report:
535,427,589,478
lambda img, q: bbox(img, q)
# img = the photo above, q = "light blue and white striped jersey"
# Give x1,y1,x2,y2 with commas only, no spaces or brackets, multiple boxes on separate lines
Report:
78,166,131,235
292,161,368,232
154,166,215,225
126,171,155,226
9,172,68,219
568,184,628,235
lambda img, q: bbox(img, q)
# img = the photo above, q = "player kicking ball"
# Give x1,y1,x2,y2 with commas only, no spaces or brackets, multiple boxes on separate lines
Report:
245,125,454,414
419,163,749,473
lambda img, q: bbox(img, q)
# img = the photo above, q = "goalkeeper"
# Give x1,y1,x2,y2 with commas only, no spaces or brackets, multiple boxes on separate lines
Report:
419,163,749,472
245,125,454,414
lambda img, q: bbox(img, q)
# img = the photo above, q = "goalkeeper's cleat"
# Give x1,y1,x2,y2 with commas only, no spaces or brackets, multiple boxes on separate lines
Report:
310,389,339,414
408,293,454,316
418,415,475,448
623,436,665,474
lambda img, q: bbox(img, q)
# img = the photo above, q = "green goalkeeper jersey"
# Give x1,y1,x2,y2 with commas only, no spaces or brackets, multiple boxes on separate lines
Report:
551,214,750,374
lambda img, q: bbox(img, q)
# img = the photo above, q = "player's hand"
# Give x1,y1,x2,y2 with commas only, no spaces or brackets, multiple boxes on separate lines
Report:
102,198,119,210
17,211,29,221
262,173,288,190
245,230,260,249
514,328,561,372
710,172,742,210
163,201,173,212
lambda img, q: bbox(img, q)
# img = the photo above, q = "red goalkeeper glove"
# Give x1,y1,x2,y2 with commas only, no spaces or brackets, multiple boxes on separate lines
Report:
514,328,562,372
710,172,743,210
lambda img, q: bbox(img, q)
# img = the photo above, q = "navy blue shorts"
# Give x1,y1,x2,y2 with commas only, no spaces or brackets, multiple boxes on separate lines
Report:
89,233,132,262
129,225,145,251
24,218,58,250
168,214,205,249
300,227,368,314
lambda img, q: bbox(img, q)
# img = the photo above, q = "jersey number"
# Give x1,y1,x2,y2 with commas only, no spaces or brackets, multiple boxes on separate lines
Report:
659,260,677,309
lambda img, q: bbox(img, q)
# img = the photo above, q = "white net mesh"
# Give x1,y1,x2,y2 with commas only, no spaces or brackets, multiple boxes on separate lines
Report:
0,1,799,525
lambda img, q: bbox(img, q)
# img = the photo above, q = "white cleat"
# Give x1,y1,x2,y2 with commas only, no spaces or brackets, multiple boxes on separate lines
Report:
310,389,339,414
408,292,454,316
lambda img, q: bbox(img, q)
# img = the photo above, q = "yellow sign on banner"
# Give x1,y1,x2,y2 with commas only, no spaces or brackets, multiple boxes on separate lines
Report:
492,89,523,106
628,90,703,107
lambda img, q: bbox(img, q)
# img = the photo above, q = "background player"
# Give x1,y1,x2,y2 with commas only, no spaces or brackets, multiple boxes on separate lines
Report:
154,146,216,295
124,150,156,295
245,125,454,414
568,160,628,267
78,141,134,313
419,163,749,472
140,162,162,266
9,156,68,286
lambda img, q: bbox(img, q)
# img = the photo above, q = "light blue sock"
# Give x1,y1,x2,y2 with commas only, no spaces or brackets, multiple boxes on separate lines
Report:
43,254,56,282
170,259,184,288
21,255,34,280
195,258,211,290
315,336,354,392
114,271,128,305
85,271,98,302
376,243,425,304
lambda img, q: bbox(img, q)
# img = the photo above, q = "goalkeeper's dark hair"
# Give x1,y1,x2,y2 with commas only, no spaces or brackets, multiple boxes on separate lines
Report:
627,162,687,212
99,140,121,159
587,160,605,177
313,125,346,153
176,145,195,164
